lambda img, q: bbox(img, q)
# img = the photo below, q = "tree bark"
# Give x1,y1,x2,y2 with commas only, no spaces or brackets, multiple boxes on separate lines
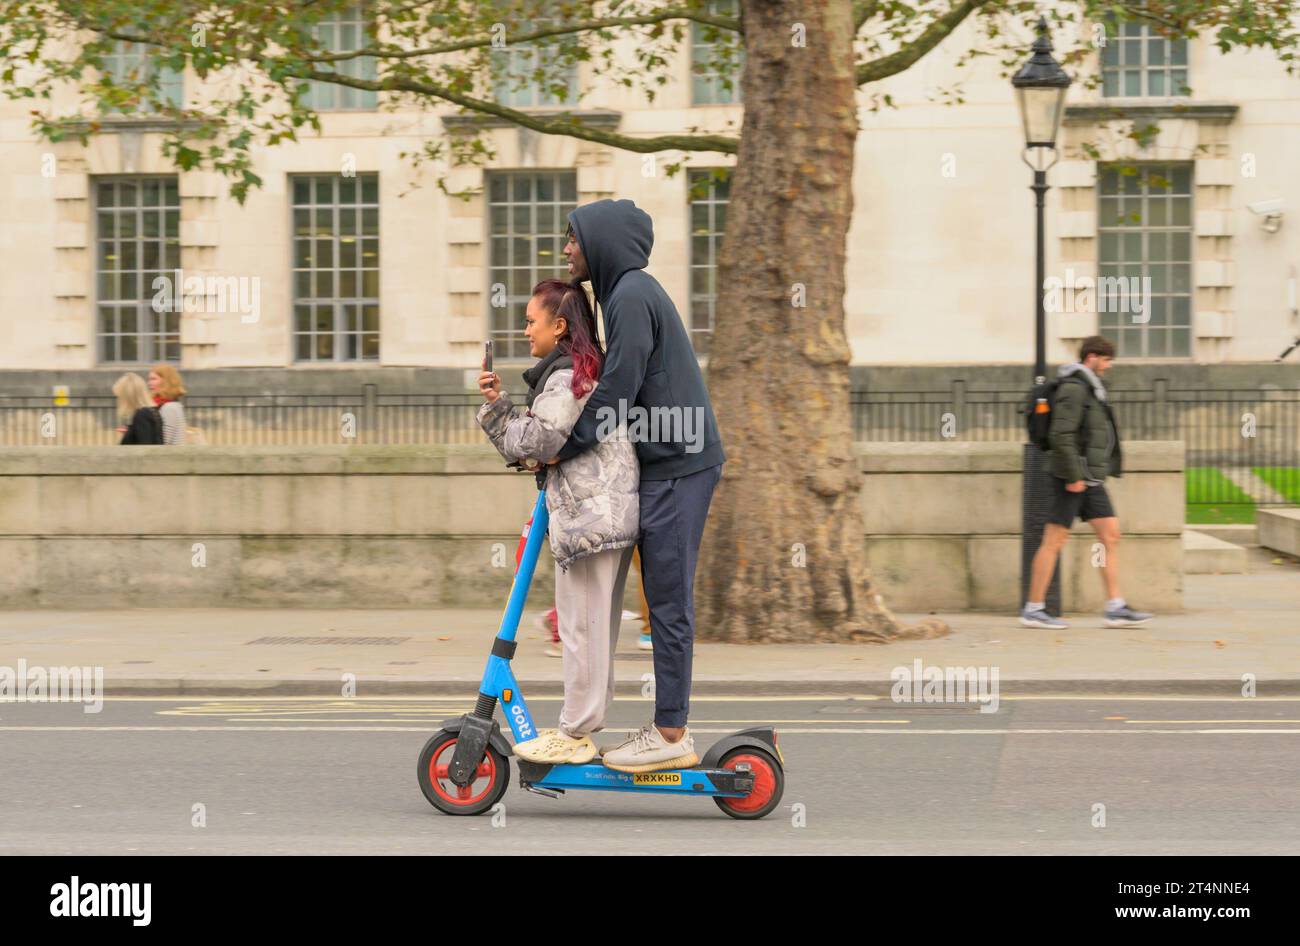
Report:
697,0,947,643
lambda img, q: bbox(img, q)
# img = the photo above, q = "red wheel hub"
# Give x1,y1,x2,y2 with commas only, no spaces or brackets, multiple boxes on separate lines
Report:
429,738,499,806
719,753,777,813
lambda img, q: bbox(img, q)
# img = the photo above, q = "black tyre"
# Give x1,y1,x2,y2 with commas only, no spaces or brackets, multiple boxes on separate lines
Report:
417,729,510,816
712,746,785,820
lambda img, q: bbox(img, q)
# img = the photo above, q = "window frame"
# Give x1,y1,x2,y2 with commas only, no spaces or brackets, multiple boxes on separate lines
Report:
690,0,743,106
101,40,184,113
302,6,379,112
1100,18,1190,99
93,175,183,365
1096,162,1195,359
290,173,381,363
687,168,730,355
489,16,580,108
485,170,579,362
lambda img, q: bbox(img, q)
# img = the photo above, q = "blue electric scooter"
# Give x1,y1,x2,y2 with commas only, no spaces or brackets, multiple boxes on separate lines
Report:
417,490,785,819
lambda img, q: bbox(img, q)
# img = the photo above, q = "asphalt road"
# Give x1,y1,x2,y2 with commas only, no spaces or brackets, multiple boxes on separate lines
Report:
2,695,1298,854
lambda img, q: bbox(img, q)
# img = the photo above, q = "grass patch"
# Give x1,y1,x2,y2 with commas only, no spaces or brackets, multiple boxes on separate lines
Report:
1186,467,1256,524
1187,504,1256,525
1253,467,1300,504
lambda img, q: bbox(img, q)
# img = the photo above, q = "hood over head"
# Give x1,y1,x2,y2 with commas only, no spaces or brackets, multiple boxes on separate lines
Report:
1058,361,1108,401
567,199,653,304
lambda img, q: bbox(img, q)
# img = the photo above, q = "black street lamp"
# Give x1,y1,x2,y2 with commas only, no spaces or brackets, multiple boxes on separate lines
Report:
1013,17,1072,615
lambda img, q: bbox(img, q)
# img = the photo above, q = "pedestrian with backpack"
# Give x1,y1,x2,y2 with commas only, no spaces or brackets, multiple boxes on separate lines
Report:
113,373,163,445
147,364,188,445
1021,335,1153,630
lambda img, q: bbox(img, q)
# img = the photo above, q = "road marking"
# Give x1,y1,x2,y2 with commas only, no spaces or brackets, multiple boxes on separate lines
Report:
647,718,915,724
1124,719,1300,724
4,726,1300,735
89,694,1300,704
159,717,915,725
100,695,896,703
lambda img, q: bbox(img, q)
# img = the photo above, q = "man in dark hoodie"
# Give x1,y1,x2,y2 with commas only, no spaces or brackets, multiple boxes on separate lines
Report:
552,198,725,773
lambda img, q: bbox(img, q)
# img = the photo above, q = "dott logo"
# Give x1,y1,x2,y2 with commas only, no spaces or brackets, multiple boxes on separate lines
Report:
510,702,532,740
633,773,682,786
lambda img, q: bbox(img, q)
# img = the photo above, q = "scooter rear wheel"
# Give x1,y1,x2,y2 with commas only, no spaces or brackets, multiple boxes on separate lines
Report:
418,729,509,816
713,746,784,820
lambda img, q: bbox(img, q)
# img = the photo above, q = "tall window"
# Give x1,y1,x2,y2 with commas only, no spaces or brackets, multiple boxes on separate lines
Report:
491,18,579,107
1097,164,1193,358
488,172,577,359
688,170,729,354
292,174,380,361
95,177,181,363
102,40,184,111
302,7,378,110
691,0,743,105
1102,19,1188,97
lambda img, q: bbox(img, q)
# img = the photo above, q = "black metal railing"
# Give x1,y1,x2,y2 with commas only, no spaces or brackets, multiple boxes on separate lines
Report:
3,386,1297,507
0,392,512,447
849,385,1300,507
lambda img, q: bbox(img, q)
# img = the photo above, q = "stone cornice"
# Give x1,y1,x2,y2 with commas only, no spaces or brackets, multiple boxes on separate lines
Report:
1064,102,1239,125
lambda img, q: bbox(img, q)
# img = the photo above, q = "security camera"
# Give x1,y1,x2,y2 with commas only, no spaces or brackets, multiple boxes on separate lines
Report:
1248,198,1284,232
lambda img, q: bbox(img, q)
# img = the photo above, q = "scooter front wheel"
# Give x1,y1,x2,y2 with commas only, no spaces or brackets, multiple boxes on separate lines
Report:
418,729,510,816
713,746,784,820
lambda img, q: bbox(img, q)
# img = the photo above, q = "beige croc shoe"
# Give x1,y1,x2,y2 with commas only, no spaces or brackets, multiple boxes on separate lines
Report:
512,729,597,764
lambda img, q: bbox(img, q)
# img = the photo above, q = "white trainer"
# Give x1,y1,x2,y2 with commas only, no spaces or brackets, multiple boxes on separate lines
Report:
601,724,698,773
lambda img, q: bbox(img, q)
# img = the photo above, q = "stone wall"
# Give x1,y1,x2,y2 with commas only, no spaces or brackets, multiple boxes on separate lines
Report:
0,441,1184,612
860,441,1184,612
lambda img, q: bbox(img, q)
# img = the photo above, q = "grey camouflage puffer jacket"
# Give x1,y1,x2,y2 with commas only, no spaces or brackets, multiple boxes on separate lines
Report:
478,368,639,571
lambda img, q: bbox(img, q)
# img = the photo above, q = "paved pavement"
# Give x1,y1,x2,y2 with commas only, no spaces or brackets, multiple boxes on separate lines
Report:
0,549,1297,695
2,695,1297,854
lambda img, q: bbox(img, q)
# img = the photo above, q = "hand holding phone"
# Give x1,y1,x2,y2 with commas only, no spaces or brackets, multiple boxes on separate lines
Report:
479,340,500,402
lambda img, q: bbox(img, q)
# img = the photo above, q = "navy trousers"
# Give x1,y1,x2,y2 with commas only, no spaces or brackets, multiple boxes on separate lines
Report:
637,463,722,728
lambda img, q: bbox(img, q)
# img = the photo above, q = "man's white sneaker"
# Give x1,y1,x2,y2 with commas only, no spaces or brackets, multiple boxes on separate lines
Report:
1104,605,1152,628
1019,606,1069,630
601,724,698,773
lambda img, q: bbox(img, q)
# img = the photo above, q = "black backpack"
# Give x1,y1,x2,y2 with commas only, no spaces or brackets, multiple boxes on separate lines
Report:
1024,378,1066,453
142,406,165,444
122,406,164,445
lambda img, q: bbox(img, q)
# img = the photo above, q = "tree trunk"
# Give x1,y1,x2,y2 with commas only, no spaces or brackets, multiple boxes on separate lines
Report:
696,0,947,643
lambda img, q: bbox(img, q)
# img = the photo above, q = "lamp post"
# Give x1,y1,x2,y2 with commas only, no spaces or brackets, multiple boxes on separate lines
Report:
1013,17,1072,615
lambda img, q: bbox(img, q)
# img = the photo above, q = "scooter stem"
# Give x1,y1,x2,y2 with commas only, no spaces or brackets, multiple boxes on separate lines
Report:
497,490,550,644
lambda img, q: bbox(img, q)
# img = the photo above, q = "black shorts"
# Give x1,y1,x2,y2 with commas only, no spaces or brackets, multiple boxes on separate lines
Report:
1047,478,1115,527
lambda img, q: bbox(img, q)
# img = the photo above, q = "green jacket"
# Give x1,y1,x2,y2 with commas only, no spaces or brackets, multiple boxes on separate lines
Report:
1048,371,1123,482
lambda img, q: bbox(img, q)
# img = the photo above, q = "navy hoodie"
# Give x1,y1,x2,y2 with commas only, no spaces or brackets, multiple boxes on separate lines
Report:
554,199,726,480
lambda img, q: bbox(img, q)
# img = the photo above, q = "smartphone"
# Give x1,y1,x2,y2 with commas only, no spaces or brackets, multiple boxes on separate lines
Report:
483,339,493,373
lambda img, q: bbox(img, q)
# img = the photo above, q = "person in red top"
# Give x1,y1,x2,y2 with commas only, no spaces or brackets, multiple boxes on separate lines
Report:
147,364,188,445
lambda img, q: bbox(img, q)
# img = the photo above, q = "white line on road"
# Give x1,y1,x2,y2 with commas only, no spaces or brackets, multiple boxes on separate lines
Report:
175,717,915,724
89,694,1300,703
1124,719,1300,724
4,726,1300,735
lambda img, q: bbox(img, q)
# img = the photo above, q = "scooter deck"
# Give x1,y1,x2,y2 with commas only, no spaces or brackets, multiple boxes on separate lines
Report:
517,758,754,797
